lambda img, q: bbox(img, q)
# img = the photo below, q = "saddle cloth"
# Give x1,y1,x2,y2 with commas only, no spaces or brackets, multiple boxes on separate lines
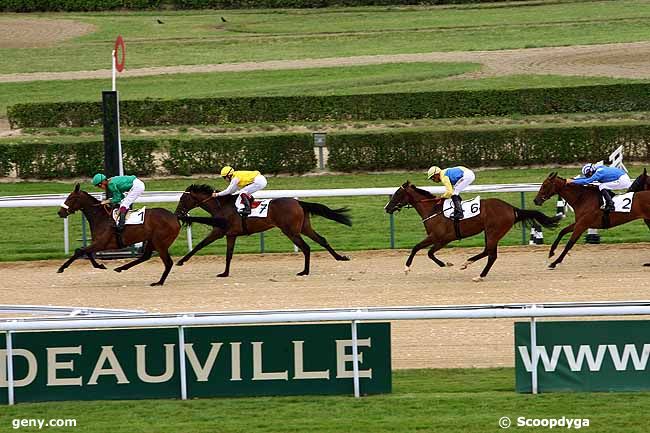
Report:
236,198,271,218
112,207,146,225
443,196,481,220
610,192,634,213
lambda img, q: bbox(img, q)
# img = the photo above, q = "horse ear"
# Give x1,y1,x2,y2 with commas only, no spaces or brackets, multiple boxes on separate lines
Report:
74,183,80,192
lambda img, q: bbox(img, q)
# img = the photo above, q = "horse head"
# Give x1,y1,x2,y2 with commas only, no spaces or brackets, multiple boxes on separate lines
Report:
385,181,441,214
384,181,414,214
58,184,97,218
534,172,564,206
628,168,649,193
175,184,215,216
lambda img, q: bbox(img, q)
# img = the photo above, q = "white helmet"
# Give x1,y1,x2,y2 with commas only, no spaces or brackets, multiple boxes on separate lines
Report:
581,163,595,177
427,166,442,179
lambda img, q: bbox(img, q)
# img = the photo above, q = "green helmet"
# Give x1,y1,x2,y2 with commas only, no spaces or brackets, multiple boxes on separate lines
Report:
92,173,107,186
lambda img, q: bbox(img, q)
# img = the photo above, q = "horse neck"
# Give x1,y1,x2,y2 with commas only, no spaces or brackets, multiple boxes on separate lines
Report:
557,181,594,207
79,196,109,230
200,195,230,217
408,191,438,219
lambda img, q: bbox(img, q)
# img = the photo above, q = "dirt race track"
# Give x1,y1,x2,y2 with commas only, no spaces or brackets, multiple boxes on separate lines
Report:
2,244,649,369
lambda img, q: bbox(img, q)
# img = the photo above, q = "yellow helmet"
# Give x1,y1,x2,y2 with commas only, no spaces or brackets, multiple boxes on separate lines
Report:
427,166,442,179
220,165,234,177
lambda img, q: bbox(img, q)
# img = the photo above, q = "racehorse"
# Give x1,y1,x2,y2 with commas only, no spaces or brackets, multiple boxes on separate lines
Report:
384,181,560,281
534,172,650,268
174,184,351,277
56,184,205,286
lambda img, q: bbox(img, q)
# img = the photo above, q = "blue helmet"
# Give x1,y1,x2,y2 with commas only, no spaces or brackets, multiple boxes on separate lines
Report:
581,163,595,177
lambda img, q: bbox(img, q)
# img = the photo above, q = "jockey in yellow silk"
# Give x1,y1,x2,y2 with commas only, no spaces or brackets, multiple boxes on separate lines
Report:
214,166,268,216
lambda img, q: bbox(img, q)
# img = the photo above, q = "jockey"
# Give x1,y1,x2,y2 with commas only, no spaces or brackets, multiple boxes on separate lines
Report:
213,165,268,216
427,165,476,220
92,173,145,233
570,163,631,212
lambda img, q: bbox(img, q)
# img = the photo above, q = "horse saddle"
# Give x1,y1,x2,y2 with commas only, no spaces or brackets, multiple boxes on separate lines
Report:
235,198,271,218
608,192,634,213
442,196,481,220
112,207,146,225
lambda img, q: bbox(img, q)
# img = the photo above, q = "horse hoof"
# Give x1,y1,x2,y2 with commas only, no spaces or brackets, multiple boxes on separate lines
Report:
644,263,650,267
96,264,107,270
150,282,163,287
472,276,484,283
445,262,454,267
114,268,122,273
547,264,557,270
57,268,64,274
296,271,309,276
403,266,411,274
217,272,229,278
176,261,184,267
460,262,469,270
338,256,351,261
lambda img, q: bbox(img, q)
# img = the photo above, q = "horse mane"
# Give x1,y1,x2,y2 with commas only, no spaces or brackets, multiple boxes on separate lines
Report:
186,184,215,196
410,184,435,198
80,190,100,203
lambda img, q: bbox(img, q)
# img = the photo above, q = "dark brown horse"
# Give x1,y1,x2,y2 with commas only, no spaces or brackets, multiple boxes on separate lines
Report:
57,184,184,286
174,184,351,277
534,172,650,268
385,181,560,281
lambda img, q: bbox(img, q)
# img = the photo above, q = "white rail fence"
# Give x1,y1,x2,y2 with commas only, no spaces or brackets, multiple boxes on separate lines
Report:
0,184,542,254
2,300,650,403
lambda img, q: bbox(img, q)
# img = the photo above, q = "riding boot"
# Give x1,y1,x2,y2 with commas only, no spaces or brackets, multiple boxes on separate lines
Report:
116,208,127,248
601,189,615,212
451,195,464,220
239,194,252,217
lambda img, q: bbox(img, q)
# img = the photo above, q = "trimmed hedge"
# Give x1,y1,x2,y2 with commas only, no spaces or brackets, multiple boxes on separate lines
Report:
0,0,522,11
328,124,650,171
4,134,315,179
10,84,650,129
0,0,160,12
171,0,522,9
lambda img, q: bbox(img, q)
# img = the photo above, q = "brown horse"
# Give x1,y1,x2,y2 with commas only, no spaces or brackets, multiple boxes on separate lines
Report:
534,172,650,268
57,184,184,286
174,184,351,277
385,181,560,281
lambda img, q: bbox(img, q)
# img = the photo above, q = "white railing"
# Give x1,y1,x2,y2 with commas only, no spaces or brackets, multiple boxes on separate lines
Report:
0,184,542,254
2,300,649,402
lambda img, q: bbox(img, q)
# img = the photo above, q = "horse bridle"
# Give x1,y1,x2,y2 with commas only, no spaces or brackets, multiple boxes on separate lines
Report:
178,191,217,215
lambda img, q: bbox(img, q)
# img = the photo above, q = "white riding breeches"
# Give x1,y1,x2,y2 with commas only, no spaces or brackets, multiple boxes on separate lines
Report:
120,178,145,209
598,174,631,191
452,170,476,196
236,175,267,207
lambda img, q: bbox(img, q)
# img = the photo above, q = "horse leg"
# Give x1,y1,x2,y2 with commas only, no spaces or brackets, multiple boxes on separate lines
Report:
548,223,589,269
177,229,225,266
88,253,106,270
114,242,154,273
549,223,575,258
301,224,349,261
427,242,452,268
151,247,173,286
475,223,513,281
58,246,96,273
644,219,650,266
281,230,311,276
404,235,436,273
461,233,488,270
217,236,237,278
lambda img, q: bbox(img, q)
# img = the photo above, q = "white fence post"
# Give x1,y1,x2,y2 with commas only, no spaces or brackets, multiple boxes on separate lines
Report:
178,325,187,400
351,320,360,398
6,330,15,405
63,217,70,255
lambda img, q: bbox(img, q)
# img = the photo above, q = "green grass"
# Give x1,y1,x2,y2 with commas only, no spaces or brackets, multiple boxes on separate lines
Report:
3,368,650,433
1,166,649,262
3,1,650,74
2,65,645,117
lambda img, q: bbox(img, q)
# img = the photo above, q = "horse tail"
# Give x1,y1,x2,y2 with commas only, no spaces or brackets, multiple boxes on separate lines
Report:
514,208,561,229
298,201,352,226
177,215,228,229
